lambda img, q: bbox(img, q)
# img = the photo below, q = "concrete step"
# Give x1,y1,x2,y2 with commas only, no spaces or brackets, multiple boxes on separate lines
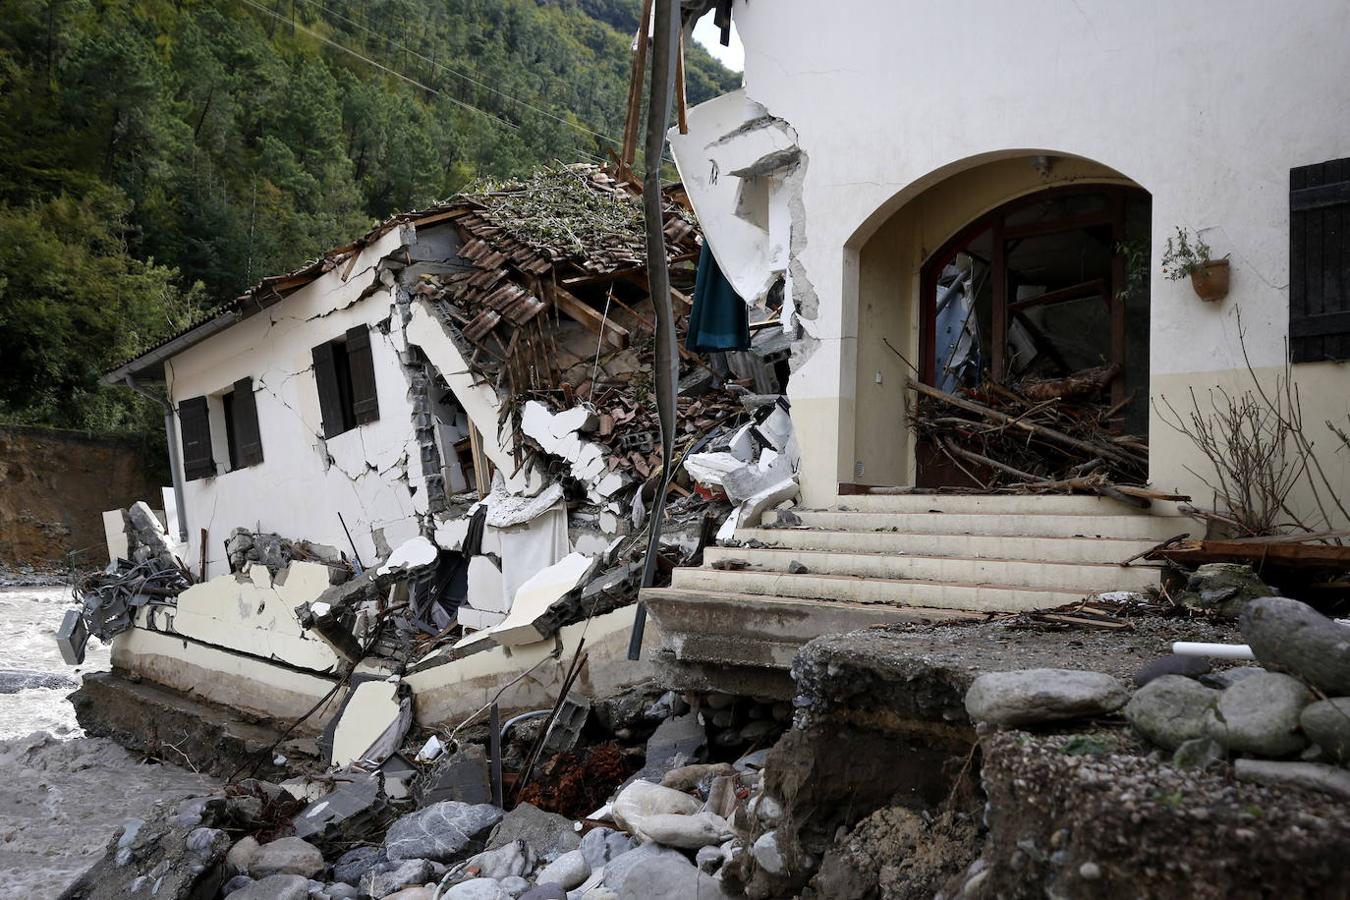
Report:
700,546,1160,593
772,510,1189,541
641,587,982,669
826,493,1180,517
670,566,1089,613
734,527,1166,564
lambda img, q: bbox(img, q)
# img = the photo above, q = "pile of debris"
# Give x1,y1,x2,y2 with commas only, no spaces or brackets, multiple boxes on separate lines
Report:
60,673,797,900
907,378,1151,494
409,165,699,413
57,502,192,663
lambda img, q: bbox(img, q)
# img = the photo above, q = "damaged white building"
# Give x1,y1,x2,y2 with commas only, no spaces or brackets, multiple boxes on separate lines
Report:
80,166,791,742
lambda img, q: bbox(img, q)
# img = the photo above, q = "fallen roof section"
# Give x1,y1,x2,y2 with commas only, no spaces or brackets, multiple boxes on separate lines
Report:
104,165,697,384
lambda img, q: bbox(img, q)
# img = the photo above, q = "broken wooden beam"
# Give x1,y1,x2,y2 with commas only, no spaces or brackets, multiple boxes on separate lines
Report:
551,284,630,349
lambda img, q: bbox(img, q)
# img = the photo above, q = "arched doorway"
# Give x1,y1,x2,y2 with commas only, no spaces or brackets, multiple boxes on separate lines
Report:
915,184,1152,486
844,153,1150,493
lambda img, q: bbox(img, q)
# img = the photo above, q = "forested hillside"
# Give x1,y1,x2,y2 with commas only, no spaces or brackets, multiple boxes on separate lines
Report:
0,0,738,432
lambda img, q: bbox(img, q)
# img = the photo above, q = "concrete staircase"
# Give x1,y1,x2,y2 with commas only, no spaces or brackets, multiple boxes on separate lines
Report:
642,493,1193,673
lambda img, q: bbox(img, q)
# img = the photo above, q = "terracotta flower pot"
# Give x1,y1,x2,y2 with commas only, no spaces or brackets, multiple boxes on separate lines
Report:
1189,259,1230,302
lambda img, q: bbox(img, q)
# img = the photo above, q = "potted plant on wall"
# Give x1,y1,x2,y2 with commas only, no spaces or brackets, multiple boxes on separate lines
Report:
1162,226,1230,301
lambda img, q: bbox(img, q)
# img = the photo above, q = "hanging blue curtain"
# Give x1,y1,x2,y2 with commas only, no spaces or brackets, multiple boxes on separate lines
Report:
685,243,750,352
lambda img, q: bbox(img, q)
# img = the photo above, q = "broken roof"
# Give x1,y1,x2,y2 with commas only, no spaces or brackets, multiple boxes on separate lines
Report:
104,165,696,385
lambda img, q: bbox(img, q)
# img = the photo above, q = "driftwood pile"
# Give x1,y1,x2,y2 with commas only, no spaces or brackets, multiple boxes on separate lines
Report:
908,379,1157,499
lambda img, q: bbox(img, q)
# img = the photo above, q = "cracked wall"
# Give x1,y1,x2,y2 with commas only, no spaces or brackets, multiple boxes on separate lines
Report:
165,227,430,577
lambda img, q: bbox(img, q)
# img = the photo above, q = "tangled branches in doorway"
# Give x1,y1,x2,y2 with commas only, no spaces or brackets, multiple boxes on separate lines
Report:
907,378,1150,493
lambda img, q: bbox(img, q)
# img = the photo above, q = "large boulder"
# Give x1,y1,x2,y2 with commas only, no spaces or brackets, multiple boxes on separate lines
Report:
248,837,324,878
964,669,1129,727
1178,563,1273,618
460,840,533,879
385,801,504,862
56,795,236,900
361,858,433,898
617,849,731,899
1204,672,1311,757
601,843,690,892
444,878,510,899
228,874,311,900
1300,697,1350,762
1234,759,1350,800
534,849,591,890
484,802,579,861
635,811,733,850
612,781,701,829
1240,597,1350,694
333,846,385,885
1124,675,1219,750
579,826,637,871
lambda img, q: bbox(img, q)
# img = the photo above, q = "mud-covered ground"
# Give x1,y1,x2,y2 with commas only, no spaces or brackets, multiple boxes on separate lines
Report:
0,585,217,898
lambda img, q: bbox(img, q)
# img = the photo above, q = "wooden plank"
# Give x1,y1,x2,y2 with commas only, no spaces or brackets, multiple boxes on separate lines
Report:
619,0,654,174
675,29,688,135
1155,541,1350,568
552,284,630,349
467,424,491,498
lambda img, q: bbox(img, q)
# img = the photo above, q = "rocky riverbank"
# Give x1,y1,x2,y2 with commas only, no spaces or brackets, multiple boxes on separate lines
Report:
30,582,1350,899
0,585,218,898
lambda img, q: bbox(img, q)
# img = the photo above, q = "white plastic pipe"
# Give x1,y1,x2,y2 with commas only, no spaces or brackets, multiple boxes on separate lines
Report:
1171,641,1256,660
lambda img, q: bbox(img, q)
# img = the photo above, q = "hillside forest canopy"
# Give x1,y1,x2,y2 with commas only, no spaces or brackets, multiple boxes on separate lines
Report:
0,0,738,434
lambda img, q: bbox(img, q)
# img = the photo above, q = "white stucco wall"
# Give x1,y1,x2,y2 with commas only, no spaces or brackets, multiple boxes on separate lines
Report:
166,227,428,576
679,0,1350,515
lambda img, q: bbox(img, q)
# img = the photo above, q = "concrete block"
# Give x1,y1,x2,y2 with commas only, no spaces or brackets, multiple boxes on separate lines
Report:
453,552,595,649
458,607,507,630
467,556,508,613
103,509,129,562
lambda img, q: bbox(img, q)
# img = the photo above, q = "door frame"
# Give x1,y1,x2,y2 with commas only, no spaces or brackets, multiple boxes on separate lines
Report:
918,184,1143,407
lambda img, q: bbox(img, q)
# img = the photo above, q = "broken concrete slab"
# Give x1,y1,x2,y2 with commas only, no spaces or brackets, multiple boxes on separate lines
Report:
550,406,599,440
329,680,412,767
684,453,745,490
433,516,473,552
292,772,389,848
415,743,492,807
733,478,799,529
171,562,342,674
468,556,508,613
378,536,439,576
721,454,793,506
484,483,566,529
459,607,507,630
454,552,596,650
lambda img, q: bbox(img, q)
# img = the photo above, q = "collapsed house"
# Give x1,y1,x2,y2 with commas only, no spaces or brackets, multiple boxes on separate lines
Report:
71,165,798,749
48,3,1350,899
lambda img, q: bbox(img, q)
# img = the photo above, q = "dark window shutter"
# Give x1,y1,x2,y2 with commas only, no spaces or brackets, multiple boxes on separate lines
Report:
1290,157,1350,363
231,377,264,467
346,324,380,425
179,396,214,481
312,341,345,438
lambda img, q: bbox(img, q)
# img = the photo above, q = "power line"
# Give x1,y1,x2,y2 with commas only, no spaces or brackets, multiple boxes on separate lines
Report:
236,0,605,164
296,0,623,149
